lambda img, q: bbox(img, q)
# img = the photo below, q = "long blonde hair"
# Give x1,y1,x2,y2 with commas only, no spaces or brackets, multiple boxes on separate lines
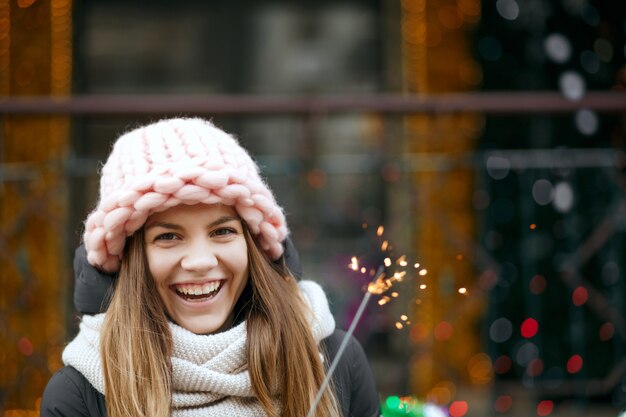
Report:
100,225,339,417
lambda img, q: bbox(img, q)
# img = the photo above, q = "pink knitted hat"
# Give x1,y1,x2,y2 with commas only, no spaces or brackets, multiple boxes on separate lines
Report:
83,117,288,272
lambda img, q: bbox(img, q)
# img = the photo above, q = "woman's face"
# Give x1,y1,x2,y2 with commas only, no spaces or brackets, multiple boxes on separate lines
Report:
143,203,249,334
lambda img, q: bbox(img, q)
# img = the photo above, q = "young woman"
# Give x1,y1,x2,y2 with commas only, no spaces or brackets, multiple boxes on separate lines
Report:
41,118,379,417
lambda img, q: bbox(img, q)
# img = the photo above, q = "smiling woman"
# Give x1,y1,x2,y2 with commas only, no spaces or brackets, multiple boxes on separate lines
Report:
39,118,379,417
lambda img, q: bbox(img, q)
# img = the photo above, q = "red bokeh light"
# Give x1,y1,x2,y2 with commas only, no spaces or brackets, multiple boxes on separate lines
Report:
529,274,546,295
18,337,34,356
567,354,583,374
527,358,544,377
449,401,469,417
599,322,614,341
494,395,513,412
434,321,453,341
572,286,588,306
537,400,554,416
521,318,539,338
493,355,512,374
307,169,327,189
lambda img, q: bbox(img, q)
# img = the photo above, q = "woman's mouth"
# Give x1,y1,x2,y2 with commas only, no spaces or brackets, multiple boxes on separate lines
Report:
173,281,223,302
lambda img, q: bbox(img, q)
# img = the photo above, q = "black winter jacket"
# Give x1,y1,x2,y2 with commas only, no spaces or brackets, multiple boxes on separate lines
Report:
41,243,380,416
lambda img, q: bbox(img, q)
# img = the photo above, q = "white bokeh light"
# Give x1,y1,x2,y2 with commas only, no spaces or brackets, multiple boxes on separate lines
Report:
544,33,571,63
496,0,520,20
490,317,514,343
553,182,574,213
559,71,586,100
515,342,539,366
532,179,554,205
487,156,511,180
575,109,599,135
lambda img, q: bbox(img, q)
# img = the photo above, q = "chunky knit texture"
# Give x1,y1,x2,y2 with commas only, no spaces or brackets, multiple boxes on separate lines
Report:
83,118,288,272
62,281,336,416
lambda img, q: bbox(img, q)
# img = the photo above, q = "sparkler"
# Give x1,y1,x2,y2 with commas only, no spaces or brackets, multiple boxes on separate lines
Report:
306,265,384,417
307,224,429,417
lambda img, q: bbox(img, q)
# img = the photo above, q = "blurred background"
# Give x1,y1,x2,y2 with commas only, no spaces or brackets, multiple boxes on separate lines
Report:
0,0,625,416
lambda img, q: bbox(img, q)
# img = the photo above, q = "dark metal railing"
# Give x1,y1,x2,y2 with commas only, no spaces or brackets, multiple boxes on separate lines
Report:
0,92,624,115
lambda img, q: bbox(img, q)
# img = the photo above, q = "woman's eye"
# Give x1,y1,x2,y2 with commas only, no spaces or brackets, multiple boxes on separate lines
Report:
213,227,236,237
155,232,178,241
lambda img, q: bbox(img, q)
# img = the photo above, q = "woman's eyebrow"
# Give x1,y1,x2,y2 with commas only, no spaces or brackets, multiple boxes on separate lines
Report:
207,215,241,228
144,222,183,231
144,215,240,231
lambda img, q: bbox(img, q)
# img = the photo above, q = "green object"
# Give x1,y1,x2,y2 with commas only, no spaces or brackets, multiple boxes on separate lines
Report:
381,395,426,417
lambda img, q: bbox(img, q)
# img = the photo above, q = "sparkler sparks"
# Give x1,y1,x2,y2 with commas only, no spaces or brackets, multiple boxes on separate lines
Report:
349,256,359,271
310,223,472,415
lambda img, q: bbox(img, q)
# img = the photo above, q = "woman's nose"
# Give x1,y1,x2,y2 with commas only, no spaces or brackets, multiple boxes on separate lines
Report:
180,240,218,272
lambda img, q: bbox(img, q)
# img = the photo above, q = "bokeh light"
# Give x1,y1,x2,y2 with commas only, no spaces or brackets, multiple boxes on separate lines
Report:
490,317,513,343
307,168,327,189
494,355,512,374
427,380,456,404
599,322,614,342
448,400,469,417
17,337,34,356
467,353,493,385
529,274,546,295
494,395,513,412
567,354,583,374
537,400,554,416
544,33,571,63
515,342,539,366
434,321,454,341
526,358,544,377
559,71,586,100
521,318,539,338
532,179,554,205
495,0,519,21
552,181,575,213
574,109,599,136
572,286,588,306
486,155,510,180
580,50,600,74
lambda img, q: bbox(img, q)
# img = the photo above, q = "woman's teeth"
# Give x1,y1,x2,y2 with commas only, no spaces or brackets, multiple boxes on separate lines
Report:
175,281,221,298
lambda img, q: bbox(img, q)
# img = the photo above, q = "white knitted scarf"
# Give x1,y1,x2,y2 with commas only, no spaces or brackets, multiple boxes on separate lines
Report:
62,280,335,416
